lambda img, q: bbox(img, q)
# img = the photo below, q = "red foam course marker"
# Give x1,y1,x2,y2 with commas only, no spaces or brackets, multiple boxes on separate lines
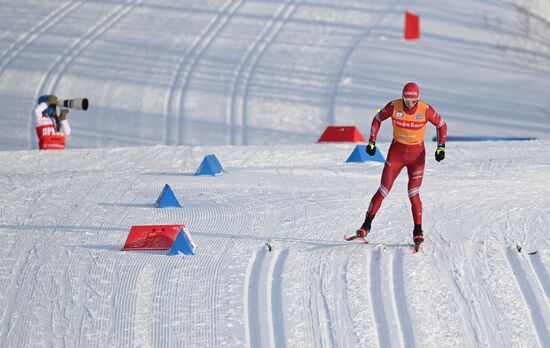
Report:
317,126,366,143
122,224,187,251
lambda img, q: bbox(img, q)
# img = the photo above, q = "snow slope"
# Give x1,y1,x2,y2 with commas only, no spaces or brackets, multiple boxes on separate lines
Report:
0,0,549,150
1,141,550,347
1,0,550,347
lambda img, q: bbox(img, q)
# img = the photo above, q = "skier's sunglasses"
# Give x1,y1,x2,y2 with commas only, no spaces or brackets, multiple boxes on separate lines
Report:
403,98,418,106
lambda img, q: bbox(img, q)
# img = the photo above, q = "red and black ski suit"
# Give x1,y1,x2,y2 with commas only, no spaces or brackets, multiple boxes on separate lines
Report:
367,99,447,225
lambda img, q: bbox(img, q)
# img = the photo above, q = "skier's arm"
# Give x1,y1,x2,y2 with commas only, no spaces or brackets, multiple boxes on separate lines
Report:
426,105,447,145
369,102,393,142
426,105,447,162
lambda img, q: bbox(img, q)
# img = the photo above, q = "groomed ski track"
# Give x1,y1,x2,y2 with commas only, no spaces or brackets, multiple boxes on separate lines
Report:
1,141,550,347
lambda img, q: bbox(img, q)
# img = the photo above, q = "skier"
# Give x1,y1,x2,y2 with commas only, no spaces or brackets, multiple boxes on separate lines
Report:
33,95,70,150
356,82,447,249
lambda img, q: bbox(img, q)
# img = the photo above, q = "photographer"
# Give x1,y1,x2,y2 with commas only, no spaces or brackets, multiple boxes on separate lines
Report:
33,94,70,150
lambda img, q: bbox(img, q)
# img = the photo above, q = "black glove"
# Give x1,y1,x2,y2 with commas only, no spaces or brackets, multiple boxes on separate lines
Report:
59,108,69,120
435,144,445,162
366,141,376,156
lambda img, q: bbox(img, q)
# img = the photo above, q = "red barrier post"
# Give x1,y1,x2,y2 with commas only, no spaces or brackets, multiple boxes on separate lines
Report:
404,11,420,40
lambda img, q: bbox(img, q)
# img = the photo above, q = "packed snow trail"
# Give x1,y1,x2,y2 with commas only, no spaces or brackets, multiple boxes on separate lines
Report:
1,141,550,347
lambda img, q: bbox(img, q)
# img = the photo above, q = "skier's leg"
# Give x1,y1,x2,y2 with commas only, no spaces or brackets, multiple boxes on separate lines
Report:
357,142,404,237
407,163,424,225
359,162,402,236
406,146,426,246
364,146,404,219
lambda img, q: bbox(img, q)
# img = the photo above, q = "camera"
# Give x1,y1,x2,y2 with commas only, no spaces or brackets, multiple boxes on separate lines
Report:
56,98,89,111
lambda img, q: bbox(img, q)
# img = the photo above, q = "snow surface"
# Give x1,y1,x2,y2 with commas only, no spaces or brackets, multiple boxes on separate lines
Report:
1,0,550,347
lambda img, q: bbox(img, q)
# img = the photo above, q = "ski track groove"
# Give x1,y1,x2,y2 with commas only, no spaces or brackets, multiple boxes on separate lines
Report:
296,189,370,347
318,250,360,348
334,257,357,347
246,250,266,347
0,1,82,76
39,0,144,93
429,239,483,347
317,257,336,348
485,243,532,346
306,260,325,347
370,248,391,347
32,0,143,149
370,247,406,347
454,190,525,346
271,248,288,348
230,0,302,145
295,194,329,347
505,248,550,346
345,250,379,347
392,250,415,347
326,1,396,124
245,246,284,348
167,0,245,145
530,253,550,301
266,188,321,347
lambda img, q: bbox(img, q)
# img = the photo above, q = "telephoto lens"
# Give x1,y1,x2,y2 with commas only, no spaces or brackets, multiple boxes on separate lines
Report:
57,98,88,110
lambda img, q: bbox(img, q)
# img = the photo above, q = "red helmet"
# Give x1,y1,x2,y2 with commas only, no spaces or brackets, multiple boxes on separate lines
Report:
402,82,420,99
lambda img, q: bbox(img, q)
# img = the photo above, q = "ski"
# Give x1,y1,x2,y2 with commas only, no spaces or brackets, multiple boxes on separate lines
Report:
343,234,368,243
411,241,425,253
411,243,421,253
411,235,424,254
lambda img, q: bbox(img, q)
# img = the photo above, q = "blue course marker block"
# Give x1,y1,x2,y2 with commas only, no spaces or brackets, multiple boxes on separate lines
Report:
168,228,196,255
194,154,226,176
346,145,385,163
154,184,181,208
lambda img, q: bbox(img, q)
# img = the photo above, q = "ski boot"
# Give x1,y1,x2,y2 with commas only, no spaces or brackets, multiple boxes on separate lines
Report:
357,214,374,237
412,224,424,253
345,214,374,241
356,227,369,238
